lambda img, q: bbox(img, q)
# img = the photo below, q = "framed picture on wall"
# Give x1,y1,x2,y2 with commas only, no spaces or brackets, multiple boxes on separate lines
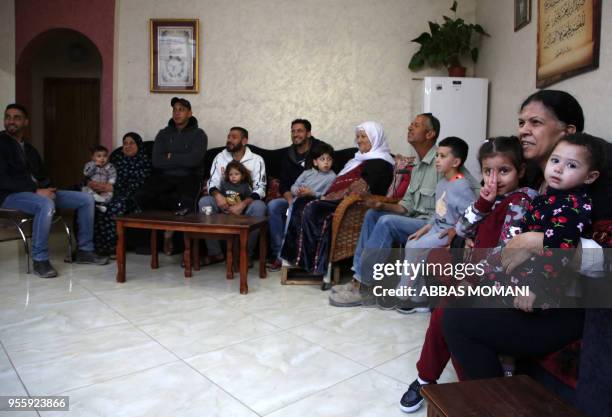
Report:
536,0,601,88
514,0,531,31
150,19,199,93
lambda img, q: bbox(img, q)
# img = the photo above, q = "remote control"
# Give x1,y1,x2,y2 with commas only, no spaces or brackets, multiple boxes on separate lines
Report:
174,207,190,216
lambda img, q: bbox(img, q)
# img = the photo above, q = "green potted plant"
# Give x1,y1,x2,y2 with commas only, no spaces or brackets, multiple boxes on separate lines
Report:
409,1,489,77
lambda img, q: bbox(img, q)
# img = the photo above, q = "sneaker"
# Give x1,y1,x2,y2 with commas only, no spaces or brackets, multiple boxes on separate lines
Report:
95,204,107,213
375,295,399,311
331,280,356,293
268,259,282,272
329,285,363,307
32,260,58,278
395,306,431,315
75,250,109,265
399,379,431,413
282,258,300,268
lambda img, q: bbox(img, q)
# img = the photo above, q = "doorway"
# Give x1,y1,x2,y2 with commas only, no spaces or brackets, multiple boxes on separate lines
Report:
43,78,100,188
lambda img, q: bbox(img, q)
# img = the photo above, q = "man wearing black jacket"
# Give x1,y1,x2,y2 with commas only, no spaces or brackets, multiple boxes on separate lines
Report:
0,103,108,278
135,97,208,213
267,119,322,271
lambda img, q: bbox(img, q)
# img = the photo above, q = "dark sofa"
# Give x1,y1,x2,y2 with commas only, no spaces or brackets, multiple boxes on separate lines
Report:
202,144,358,191
112,141,358,199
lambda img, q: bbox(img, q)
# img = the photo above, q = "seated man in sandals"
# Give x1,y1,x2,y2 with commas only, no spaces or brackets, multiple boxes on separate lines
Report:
198,127,267,266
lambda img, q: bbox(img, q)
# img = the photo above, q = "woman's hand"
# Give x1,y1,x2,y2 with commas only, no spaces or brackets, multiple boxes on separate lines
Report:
513,292,536,313
87,181,112,193
364,198,383,210
501,232,544,273
87,180,100,191
99,183,113,193
347,179,369,196
480,170,497,202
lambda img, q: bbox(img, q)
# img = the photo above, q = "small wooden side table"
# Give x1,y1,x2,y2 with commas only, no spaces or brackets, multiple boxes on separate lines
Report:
421,375,584,417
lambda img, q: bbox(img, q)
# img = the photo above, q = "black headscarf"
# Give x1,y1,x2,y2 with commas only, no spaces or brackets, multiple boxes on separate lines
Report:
110,132,151,196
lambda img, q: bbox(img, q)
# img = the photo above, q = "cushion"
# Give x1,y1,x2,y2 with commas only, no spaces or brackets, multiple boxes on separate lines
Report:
266,178,281,202
386,156,414,199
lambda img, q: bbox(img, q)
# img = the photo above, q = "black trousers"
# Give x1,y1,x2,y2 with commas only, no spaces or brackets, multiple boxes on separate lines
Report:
442,307,585,379
135,173,201,212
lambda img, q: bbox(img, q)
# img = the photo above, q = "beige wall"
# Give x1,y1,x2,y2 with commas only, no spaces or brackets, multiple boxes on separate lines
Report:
476,1,612,141
0,0,16,109
115,0,476,151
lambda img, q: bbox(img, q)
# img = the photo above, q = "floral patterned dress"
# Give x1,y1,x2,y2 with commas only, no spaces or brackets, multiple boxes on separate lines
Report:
94,138,151,254
488,186,592,308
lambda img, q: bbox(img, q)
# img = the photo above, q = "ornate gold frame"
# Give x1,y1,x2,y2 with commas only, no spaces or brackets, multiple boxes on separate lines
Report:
536,0,601,88
150,19,199,93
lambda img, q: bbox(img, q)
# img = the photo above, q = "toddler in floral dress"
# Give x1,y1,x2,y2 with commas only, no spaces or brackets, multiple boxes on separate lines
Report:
495,133,606,309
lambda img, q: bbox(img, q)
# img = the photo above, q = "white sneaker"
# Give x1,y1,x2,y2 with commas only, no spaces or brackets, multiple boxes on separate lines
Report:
281,258,295,268
395,306,431,315
331,281,357,293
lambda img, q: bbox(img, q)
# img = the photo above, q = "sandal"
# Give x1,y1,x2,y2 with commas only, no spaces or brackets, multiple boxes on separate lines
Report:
202,254,225,266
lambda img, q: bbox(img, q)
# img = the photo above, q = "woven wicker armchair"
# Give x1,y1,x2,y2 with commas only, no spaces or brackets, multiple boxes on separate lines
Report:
280,194,398,287
325,194,399,285
281,157,412,287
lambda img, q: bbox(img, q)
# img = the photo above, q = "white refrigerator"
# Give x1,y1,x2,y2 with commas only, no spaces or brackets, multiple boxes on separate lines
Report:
422,77,488,180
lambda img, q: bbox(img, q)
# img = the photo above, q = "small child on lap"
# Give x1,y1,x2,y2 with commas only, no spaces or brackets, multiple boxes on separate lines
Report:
268,143,336,271
82,145,116,213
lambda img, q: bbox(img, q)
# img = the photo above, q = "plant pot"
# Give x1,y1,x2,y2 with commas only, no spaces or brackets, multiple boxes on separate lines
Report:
447,66,466,77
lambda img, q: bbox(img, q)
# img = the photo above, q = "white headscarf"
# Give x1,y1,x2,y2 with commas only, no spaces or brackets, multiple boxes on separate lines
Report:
338,121,395,176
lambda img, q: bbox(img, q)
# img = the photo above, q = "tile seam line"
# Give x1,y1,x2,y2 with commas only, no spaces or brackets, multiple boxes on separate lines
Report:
0,340,42,417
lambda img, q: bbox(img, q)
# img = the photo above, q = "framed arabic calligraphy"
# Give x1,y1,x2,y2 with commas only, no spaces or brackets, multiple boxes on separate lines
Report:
150,19,199,93
536,0,601,88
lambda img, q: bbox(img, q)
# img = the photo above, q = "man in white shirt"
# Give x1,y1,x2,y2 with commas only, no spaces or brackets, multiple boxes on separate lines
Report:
198,127,267,264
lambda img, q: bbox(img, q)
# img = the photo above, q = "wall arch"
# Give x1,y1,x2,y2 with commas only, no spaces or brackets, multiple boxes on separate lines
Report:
15,0,115,149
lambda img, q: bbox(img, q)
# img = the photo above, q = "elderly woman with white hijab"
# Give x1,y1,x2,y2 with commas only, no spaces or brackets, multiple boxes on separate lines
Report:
280,121,394,275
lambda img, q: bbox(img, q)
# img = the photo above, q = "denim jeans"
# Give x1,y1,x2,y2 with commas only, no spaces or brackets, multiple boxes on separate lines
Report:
267,197,289,259
198,196,267,257
1,190,95,261
352,209,428,284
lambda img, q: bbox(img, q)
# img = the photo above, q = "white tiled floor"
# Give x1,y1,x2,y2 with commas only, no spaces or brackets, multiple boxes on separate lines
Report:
0,234,456,416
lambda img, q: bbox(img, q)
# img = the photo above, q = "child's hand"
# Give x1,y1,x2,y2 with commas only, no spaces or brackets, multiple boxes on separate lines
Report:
227,203,245,215
513,292,536,313
298,186,314,196
480,170,498,202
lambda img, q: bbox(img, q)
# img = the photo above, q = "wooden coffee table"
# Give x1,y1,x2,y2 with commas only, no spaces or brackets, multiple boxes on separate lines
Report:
115,211,267,294
421,375,584,417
